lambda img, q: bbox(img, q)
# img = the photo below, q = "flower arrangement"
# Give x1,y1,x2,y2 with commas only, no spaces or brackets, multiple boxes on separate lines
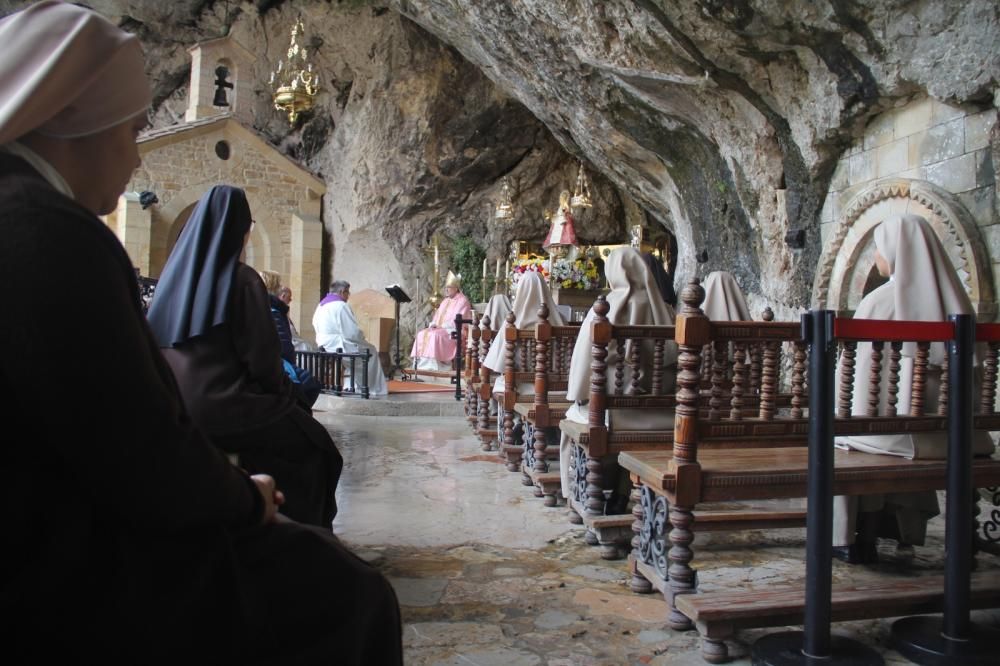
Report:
510,256,549,289
550,257,601,290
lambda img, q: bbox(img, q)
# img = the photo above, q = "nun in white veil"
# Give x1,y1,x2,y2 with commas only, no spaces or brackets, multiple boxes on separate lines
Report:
832,213,995,563
559,247,678,503
701,271,752,321
482,270,565,395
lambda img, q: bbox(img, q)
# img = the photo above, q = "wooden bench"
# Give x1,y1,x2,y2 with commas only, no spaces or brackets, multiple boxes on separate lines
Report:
495,307,576,471
620,284,1000,661
674,572,1000,663
562,290,809,560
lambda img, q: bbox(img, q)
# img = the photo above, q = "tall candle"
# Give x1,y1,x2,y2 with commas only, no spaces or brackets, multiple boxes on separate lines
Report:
482,257,487,278
434,244,439,267
495,259,501,279
505,260,510,277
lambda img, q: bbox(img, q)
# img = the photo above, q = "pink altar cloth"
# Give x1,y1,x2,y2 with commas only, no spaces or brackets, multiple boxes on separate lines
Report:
410,292,472,363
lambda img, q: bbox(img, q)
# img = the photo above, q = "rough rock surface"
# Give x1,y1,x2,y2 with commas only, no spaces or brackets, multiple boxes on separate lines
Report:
6,0,998,311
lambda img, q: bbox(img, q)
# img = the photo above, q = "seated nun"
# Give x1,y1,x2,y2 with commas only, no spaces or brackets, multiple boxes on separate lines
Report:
148,186,343,528
642,251,677,308
559,247,678,511
483,292,513,332
312,280,389,397
481,271,565,396
701,270,752,321
832,213,995,564
410,270,473,371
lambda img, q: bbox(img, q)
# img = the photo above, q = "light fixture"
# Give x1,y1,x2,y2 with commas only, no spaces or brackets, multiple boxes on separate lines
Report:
494,176,515,220
269,17,320,125
570,161,593,209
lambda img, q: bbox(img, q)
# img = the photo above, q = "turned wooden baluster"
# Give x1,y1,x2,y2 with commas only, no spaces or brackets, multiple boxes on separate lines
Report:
791,339,806,419
911,341,930,416
518,337,529,373
614,338,626,396
729,343,746,420
938,349,949,416
667,278,708,631
709,341,726,420
838,341,857,418
628,339,641,395
466,314,482,417
534,304,551,477
867,341,884,417
476,316,492,448
981,342,998,413
652,338,665,396
586,296,612,519
886,340,902,417
502,312,517,456
759,335,778,421
701,344,712,384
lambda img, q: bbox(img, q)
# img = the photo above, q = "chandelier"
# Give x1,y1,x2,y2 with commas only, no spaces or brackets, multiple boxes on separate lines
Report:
269,17,320,125
570,161,593,209
494,176,515,220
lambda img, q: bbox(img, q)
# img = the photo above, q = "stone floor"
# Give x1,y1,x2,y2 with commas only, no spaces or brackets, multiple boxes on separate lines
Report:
312,399,1000,666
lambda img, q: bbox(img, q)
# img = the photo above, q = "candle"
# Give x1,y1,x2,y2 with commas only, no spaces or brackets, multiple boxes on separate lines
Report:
495,259,501,279
505,260,510,277
482,257,487,278
434,244,439,267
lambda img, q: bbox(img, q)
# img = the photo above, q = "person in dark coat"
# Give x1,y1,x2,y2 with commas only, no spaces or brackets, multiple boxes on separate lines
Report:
148,185,339,527
642,251,677,308
260,269,296,363
0,3,401,663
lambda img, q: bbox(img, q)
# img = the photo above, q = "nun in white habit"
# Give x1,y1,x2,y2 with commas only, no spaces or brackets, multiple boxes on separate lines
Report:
559,247,678,503
701,271,752,321
482,270,565,395
832,213,995,563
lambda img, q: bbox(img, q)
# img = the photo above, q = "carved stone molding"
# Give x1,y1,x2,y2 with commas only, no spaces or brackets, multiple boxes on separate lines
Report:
813,178,996,318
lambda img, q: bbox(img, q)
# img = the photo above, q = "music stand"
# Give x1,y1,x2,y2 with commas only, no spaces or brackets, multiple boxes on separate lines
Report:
385,284,415,381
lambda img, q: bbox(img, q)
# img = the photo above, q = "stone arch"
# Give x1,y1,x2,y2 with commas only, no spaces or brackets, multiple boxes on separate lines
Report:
151,185,277,277
812,178,996,318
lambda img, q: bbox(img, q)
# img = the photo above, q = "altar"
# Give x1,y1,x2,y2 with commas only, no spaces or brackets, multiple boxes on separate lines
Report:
550,286,607,322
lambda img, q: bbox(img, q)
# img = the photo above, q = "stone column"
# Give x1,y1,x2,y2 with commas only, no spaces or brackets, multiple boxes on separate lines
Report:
290,211,323,343
114,192,152,275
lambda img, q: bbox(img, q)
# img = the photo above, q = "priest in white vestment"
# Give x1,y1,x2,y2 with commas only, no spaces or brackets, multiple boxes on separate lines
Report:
312,280,388,396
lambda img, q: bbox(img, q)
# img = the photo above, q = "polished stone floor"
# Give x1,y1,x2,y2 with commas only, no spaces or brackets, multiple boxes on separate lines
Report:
312,401,1000,665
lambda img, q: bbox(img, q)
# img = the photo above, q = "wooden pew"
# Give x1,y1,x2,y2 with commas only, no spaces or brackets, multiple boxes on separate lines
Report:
474,316,499,451
561,290,806,560
515,306,579,505
463,312,482,424
496,308,576,471
620,281,1000,662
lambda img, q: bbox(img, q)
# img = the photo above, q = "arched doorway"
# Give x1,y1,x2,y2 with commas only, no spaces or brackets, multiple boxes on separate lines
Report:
812,178,995,318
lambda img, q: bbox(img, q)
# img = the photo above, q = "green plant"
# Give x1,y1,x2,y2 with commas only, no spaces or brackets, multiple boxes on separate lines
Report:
449,236,487,303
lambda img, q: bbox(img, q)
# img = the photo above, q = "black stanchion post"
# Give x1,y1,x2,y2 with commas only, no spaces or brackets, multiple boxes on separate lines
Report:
752,310,882,666
362,347,371,399
452,312,471,401
892,313,998,664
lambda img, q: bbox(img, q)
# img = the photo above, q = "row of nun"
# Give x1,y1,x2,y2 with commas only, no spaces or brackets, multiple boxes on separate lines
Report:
478,219,994,564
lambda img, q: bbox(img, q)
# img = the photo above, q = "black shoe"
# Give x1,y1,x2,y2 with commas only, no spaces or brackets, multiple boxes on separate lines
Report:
832,542,878,564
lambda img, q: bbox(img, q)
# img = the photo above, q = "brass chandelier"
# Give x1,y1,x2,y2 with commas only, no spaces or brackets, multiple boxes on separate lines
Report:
570,161,593,209
494,176,515,220
269,17,320,125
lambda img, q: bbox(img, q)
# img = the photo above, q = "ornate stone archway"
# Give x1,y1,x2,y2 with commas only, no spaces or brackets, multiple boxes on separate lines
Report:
812,178,995,318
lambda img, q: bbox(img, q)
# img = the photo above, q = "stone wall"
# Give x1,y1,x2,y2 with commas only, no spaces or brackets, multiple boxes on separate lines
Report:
818,96,998,317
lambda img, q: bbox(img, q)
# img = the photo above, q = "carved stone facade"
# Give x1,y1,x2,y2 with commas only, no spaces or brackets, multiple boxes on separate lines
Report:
816,97,998,318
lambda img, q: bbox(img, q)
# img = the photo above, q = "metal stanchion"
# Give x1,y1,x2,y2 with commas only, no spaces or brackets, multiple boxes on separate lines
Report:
752,310,882,665
452,312,472,401
891,313,998,664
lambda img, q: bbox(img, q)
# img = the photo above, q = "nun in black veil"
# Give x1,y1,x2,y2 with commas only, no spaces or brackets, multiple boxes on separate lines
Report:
148,185,341,528
642,251,677,309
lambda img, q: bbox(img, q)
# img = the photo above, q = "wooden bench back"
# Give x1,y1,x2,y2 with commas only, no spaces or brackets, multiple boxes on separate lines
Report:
500,305,579,410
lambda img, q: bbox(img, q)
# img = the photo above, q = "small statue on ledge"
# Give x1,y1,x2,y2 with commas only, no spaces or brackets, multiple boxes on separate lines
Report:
543,190,578,259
